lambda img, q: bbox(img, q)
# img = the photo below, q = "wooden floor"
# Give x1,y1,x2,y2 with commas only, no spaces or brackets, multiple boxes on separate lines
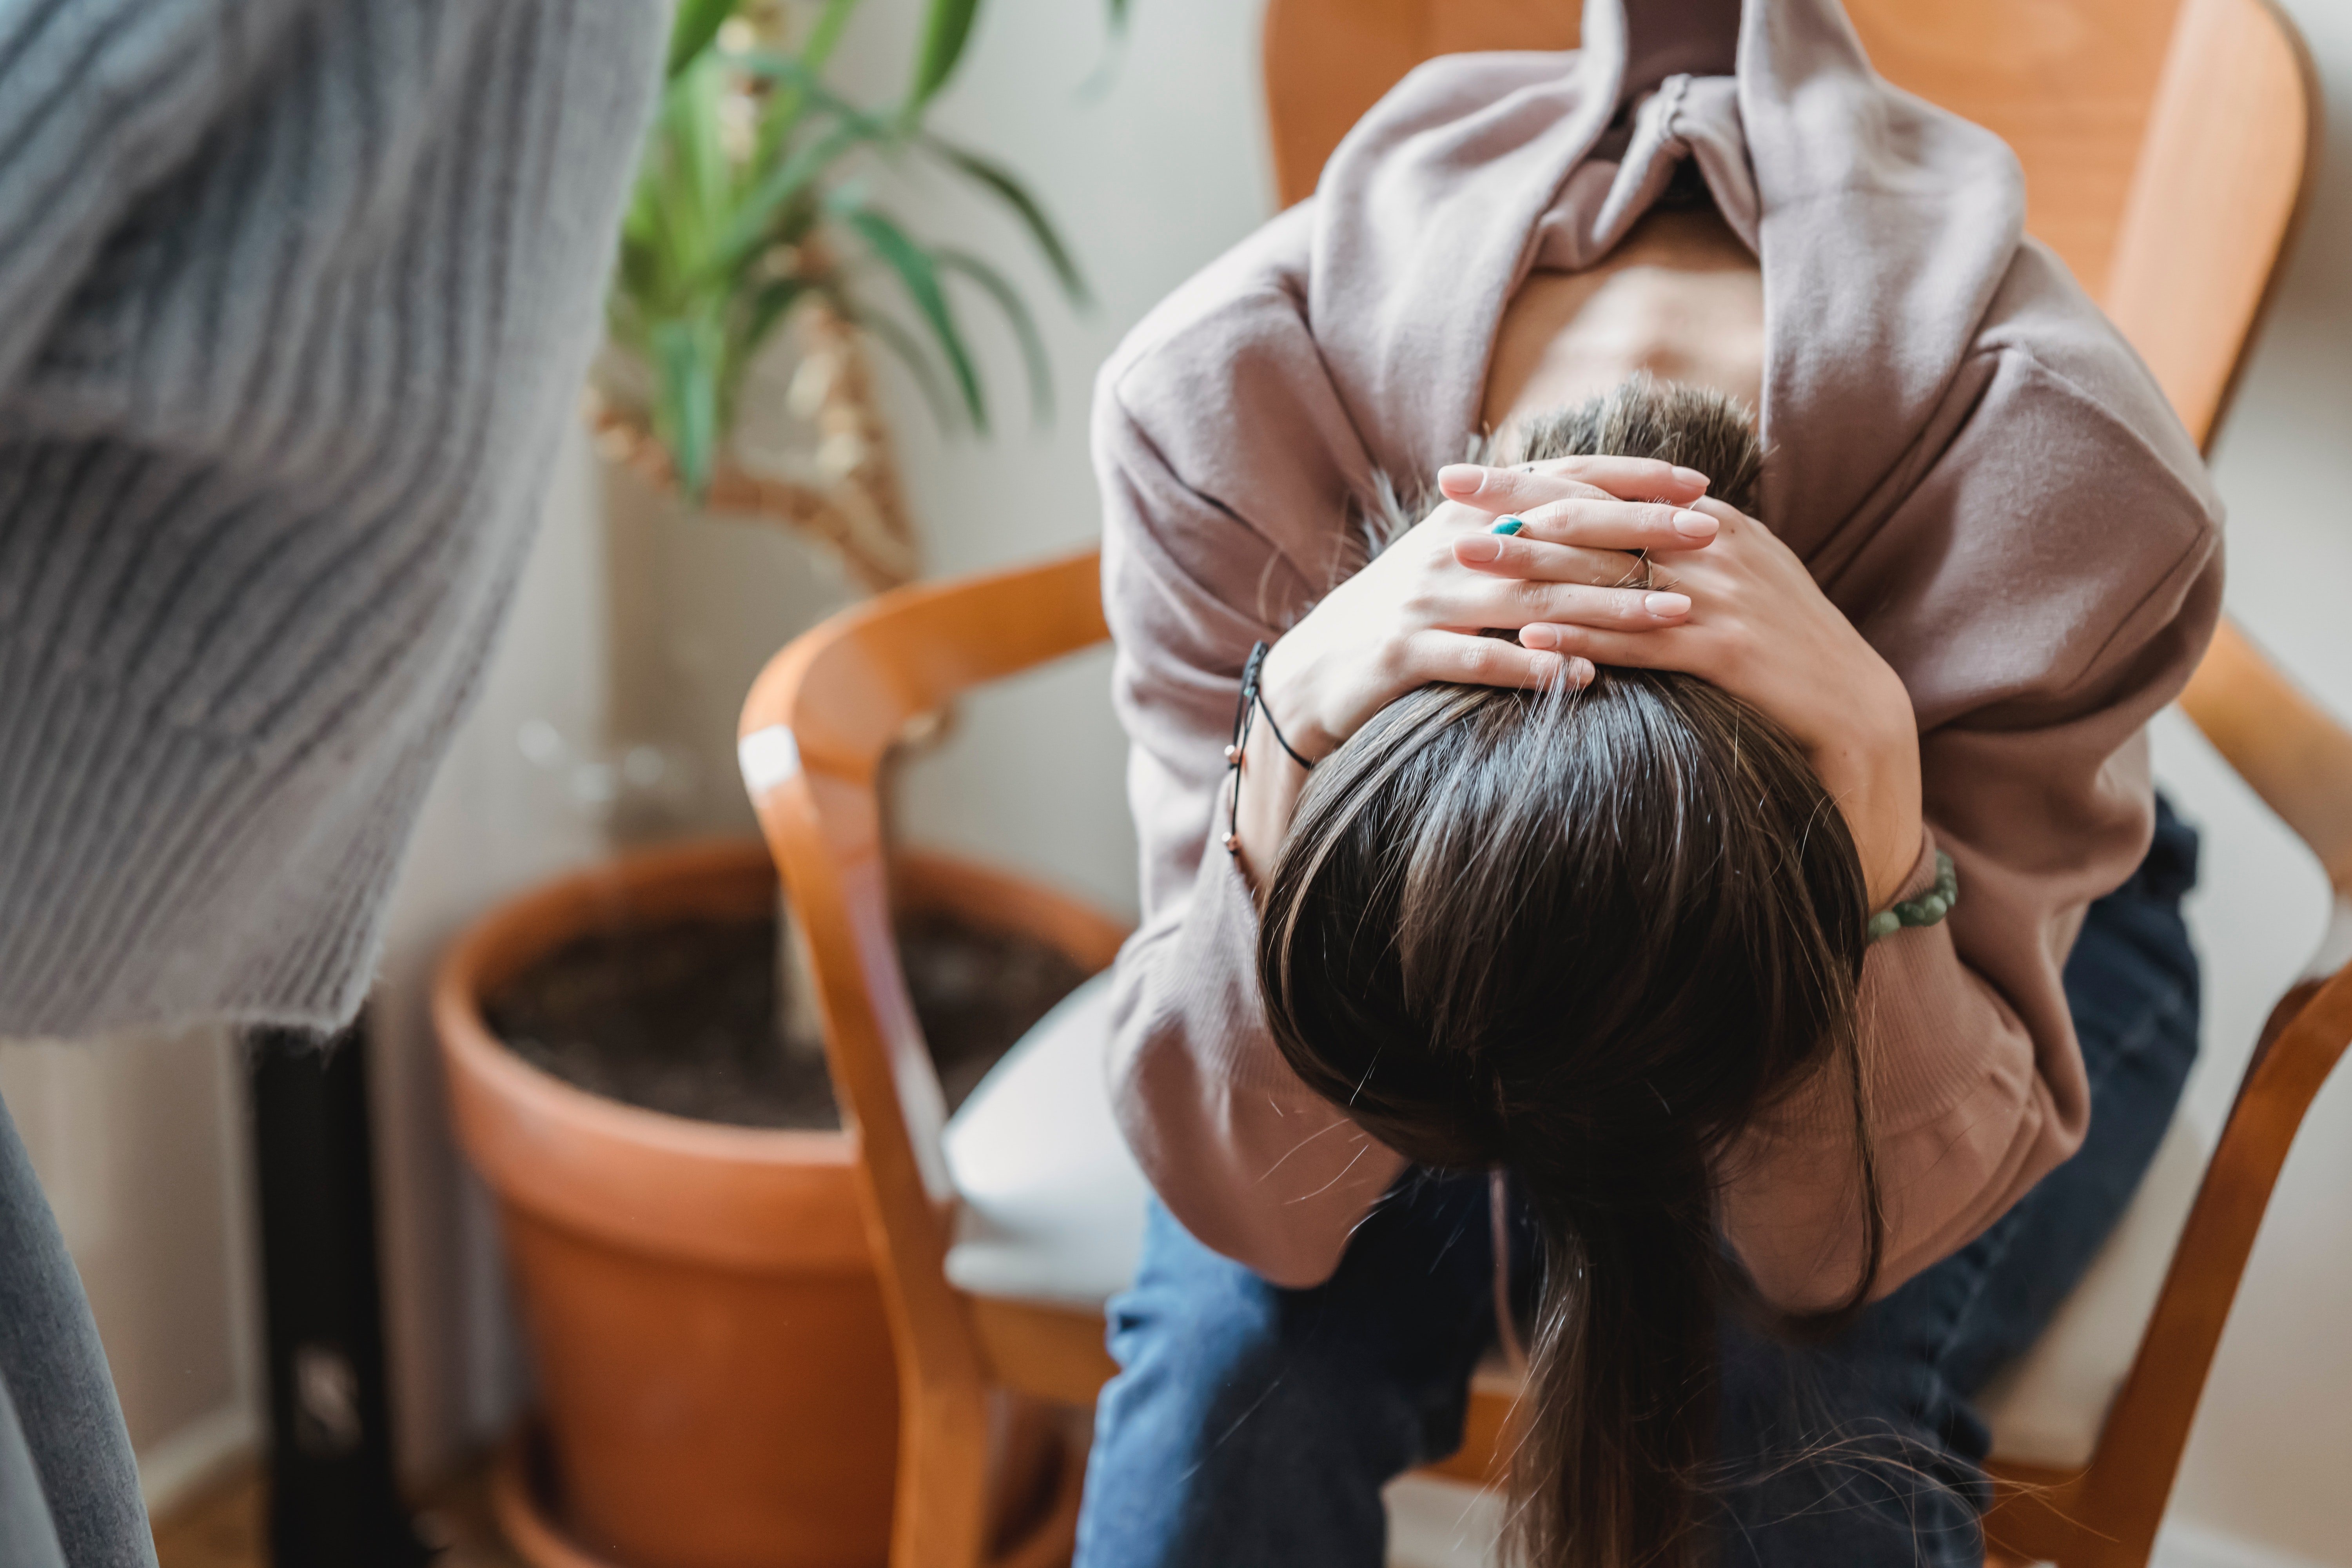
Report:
152,1460,528,1568
152,1458,2040,1568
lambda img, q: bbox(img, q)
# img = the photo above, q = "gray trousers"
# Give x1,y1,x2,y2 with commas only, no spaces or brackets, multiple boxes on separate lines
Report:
0,1094,155,1568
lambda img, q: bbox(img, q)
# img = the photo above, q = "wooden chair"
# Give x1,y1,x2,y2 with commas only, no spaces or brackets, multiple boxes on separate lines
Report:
738,2,2341,1564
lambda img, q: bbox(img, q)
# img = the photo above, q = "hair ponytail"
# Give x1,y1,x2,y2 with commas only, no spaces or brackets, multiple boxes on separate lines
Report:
1508,1135,1726,1566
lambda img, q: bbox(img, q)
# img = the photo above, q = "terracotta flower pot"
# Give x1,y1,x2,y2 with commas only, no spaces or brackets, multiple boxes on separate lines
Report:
435,840,893,1568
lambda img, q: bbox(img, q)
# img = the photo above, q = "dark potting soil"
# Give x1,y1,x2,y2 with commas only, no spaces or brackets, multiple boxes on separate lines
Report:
484,907,1091,1130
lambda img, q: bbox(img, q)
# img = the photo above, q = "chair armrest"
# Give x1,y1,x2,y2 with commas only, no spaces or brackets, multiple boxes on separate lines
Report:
2181,618,2352,896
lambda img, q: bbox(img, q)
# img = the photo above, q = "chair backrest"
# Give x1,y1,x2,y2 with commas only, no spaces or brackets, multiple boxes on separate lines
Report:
740,553,1105,1396
1265,0,2316,446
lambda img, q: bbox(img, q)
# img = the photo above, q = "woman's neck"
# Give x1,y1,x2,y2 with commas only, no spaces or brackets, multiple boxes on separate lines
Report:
1483,203,1763,436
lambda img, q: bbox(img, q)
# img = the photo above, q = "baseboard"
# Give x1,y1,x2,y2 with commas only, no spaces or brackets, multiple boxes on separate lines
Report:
138,1402,259,1517
1387,1481,2338,1568
2152,1521,2340,1568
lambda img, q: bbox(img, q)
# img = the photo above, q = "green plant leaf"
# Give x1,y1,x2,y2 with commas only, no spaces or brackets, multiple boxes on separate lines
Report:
730,47,895,134
828,290,961,432
700,278,813,446
800,0,863,73
667,0,740,78
904,0,981,120
833,198,986,430
612,0,1106,492
936,247,1052,423
615,176,664,309
652,56,734,296
920,136,1089,306
748,0,864,165
653,316,723,499
734,46,896,169
703,117,886,289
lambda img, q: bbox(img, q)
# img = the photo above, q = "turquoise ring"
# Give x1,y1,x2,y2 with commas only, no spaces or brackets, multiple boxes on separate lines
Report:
1491,516,1525,535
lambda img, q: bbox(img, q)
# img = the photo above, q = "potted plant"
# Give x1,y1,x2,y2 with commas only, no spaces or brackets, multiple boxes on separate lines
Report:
597,0,1087,591
433,3,1107,1564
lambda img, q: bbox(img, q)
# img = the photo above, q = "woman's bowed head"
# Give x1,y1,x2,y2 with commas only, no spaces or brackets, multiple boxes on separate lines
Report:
1256,382,1889,1568
1236,378,1926,919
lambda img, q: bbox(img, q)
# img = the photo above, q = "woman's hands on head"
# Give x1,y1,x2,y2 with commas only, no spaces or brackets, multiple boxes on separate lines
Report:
1257,456,1714,754
1445,463,1926,907
1234,456,1713,885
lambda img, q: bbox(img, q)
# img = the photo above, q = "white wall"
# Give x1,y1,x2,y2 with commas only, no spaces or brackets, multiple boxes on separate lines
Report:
367,421,618,1482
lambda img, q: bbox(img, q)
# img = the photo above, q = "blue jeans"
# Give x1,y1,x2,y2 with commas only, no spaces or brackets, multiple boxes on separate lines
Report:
1075,801,2200,1567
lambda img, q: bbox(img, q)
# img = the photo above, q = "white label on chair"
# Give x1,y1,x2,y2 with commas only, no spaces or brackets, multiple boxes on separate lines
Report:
737,725,802,795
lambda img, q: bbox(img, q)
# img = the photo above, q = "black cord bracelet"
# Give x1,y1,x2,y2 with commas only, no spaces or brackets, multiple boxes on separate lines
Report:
1224,640,1316,855
1243,642,1317,770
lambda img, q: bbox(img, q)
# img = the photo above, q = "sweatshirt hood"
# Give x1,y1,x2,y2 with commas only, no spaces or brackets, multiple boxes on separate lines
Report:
1303,0,2026,555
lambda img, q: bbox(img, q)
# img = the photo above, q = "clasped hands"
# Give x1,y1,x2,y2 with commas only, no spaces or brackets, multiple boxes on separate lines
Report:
1250,456,1925,907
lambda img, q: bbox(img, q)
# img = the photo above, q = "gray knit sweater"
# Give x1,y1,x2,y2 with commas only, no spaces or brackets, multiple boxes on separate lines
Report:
0,0,665,1040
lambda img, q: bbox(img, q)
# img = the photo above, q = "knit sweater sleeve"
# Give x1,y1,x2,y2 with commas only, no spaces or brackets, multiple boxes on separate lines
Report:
0,1,666,1038
0,0,322,385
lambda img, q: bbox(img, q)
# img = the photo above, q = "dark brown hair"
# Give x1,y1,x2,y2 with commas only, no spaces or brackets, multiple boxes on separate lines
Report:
1259,379,1881,1568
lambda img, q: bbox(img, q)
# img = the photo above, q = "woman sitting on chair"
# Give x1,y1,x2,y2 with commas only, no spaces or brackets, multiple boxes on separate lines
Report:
1081,0,2217,1565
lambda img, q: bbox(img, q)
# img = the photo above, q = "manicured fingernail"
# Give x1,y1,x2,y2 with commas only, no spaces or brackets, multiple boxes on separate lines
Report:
1645,591,1692,617
1491,516,1524,535
1521,624,1561,650
1439,463,1486,495
1673,467,1708,490
1458,535,1502,562
1672,509,1717,539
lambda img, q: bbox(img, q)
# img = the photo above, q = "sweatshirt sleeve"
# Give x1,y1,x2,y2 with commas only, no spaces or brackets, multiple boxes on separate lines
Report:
1719,336,2223,1312
1094,301,1410,1288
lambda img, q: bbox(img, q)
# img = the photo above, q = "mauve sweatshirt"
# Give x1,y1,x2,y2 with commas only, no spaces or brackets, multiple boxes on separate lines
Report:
1096,0,2222,1306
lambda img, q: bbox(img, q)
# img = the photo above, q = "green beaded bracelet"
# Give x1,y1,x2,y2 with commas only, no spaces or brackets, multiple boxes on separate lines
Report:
1866,851,1958,943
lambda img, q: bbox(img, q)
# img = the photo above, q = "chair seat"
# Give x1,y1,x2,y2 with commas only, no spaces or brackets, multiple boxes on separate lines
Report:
1977,1108,2210,1469
944,973,1150,1308
944,972,2213,1474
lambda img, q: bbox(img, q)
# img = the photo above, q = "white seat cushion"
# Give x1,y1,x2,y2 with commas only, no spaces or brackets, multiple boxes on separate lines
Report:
1978,1109,2211,1468
941,969,2213,1473
942,972,1152,1307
